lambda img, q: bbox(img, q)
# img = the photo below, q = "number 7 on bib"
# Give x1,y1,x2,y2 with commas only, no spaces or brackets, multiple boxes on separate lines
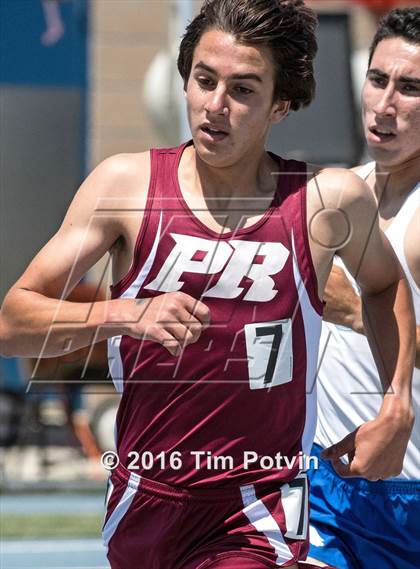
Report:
244,319,293,390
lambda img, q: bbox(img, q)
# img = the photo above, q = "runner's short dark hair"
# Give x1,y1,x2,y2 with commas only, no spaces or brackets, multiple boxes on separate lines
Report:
177,0,318,112
369,7,420,65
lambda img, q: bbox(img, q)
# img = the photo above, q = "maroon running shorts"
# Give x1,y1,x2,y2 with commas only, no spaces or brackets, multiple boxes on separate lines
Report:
103,463,316,569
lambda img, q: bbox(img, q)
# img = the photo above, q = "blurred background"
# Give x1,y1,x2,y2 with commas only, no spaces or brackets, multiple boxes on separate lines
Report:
0,1,416,567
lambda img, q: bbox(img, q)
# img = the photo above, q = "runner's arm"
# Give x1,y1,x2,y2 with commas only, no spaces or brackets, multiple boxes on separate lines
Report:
0,154,145,358
322,265,364,333
0,152,210,359
324,266,420,367
313,169,415,478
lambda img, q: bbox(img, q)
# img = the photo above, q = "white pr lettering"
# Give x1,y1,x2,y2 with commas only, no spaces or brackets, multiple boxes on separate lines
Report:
145,233,231,292
204,240,289,301
145,234,290,301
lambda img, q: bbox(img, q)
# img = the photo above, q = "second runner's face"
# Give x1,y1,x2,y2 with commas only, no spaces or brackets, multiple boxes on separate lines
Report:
362,37,420,168
185,28,289,167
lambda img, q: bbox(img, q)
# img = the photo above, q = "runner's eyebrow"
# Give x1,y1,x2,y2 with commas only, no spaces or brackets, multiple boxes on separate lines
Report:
367,69,388,80
194,62,263,83
399,76,420,85
367,68,420,84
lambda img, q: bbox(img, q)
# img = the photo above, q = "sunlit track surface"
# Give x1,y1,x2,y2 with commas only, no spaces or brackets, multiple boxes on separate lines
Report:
0,538,109,569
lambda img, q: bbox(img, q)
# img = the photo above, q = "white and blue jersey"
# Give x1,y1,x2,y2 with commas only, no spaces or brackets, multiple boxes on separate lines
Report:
309,166,420,568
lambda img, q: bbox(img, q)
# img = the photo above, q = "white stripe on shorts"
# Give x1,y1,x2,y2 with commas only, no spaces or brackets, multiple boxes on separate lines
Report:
240,485,294,565
102,473,140,551
105,479,114,508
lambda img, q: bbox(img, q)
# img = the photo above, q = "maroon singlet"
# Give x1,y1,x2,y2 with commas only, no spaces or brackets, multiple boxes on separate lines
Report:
108,141,323,489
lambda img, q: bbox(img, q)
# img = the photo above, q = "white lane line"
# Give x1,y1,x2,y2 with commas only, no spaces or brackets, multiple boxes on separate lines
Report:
1,539,105,554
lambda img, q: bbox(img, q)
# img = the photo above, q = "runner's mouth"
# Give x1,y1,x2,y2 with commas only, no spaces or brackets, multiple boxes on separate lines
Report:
368,126,396,141
200,125,229,140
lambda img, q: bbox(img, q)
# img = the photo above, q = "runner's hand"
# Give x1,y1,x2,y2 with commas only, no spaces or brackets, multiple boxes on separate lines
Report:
321,401,413,480
116,292,210,356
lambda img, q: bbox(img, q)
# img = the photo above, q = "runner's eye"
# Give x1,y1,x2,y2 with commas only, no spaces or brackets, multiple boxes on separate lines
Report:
197,77,214,89
401,83,420,95
234,86,253,95
371,77,387,88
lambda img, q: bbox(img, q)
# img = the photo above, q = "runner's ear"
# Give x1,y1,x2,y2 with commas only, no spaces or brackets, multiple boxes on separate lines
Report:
271,100,290,124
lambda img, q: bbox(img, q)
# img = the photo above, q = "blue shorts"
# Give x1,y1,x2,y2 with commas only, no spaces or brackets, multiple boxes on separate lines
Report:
308,444,420,569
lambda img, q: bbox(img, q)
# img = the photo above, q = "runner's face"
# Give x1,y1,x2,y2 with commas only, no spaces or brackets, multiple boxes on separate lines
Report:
362,37,420,168
185,29,289,167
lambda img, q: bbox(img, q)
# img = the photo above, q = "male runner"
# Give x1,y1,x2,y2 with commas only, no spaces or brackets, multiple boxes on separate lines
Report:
0,1,415,568
308,7,420,569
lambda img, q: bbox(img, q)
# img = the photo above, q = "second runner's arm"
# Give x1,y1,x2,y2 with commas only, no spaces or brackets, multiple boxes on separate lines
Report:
311,169,415,479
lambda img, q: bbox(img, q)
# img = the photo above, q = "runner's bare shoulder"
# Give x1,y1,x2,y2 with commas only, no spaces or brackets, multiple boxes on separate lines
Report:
68,151,152,236
86,151,151,201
